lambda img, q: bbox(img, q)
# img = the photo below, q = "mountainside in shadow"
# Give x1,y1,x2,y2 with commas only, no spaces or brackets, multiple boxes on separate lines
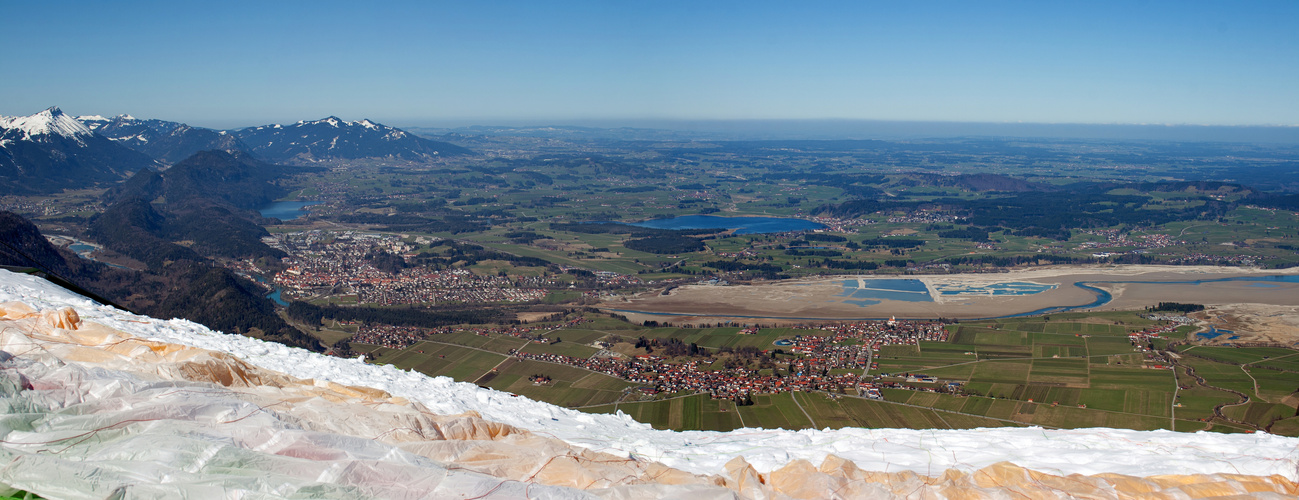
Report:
0,107,157,194
96,150,293,263
0,210,320,351
80,114,248,164
108,149,296,210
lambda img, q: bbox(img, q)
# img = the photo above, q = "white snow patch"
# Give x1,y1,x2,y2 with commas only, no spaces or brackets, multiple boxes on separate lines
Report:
1,268,1296,480
76,115,110,130
0,107,93,144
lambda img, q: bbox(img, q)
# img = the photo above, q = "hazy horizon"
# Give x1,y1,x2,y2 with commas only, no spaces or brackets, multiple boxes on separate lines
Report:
10,105,1299,144
400,117,1299,144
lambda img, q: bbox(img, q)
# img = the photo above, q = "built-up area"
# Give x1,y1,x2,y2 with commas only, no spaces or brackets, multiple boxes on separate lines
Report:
510,319,949,400
266,231,554,305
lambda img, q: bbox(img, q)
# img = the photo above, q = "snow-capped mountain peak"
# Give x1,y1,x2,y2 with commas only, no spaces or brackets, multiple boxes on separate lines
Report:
0,107,158,193
76,115,111,130
234,115,471,162
0,106,94,144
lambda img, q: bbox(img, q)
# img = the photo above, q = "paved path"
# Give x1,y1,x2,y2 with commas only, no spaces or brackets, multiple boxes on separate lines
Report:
790,392,818,429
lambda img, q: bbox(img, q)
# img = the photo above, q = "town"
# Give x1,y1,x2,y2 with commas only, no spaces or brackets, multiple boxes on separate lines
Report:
267,230,555,305
495,319,951,400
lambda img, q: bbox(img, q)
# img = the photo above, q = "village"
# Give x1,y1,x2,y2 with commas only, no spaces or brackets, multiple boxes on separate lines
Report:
506,319,950,400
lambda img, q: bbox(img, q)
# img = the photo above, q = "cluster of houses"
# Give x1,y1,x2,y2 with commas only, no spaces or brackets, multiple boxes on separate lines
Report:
509,319,950,399
794,320,949,359
807,216,875,234
351,324,426,350
510,350,864,399
267,231,555,305
1078,229,1184,251
1168,253,1259,266
354,270,549,305
886,212,966,224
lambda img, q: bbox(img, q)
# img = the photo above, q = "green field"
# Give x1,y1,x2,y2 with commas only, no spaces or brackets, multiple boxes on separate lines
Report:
355,309,1299,435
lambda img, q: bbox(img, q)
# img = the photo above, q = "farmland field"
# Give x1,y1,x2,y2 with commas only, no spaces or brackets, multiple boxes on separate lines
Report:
360,310,1299,435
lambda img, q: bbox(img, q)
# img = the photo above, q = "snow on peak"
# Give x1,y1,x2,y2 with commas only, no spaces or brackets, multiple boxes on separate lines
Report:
301,116,348,128
273,116,400,133
77,115,111,130
0,106,94,144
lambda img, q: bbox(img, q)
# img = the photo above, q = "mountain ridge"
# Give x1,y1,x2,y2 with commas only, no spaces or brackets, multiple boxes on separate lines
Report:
81,114,247,164
0,106,157,194
234,115,473,163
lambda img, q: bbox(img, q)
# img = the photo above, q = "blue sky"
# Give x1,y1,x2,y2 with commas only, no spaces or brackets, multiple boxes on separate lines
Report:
2,1,1295,128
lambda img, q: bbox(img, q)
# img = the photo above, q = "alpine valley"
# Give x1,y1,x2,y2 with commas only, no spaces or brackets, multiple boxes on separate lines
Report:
2,104,1299,499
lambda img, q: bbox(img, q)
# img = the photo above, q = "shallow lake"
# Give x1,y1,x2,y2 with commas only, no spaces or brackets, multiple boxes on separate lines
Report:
936,282,1057,296
259,201,322,221
629,215,825,235
839,279,932,303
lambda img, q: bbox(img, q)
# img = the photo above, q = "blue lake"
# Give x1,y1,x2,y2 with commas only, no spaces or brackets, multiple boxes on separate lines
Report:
839,279,932,302
1199,327,1234,339
629,215,826,235
259,201,322,221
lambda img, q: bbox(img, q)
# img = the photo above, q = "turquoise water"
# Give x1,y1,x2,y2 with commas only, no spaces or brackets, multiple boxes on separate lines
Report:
938,282,1056,296
839,279,932,302
996,283,1113,319
267,288,289,306
249,274,290,306
629,215,826,235
259,201,322,220
70,244,94,253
